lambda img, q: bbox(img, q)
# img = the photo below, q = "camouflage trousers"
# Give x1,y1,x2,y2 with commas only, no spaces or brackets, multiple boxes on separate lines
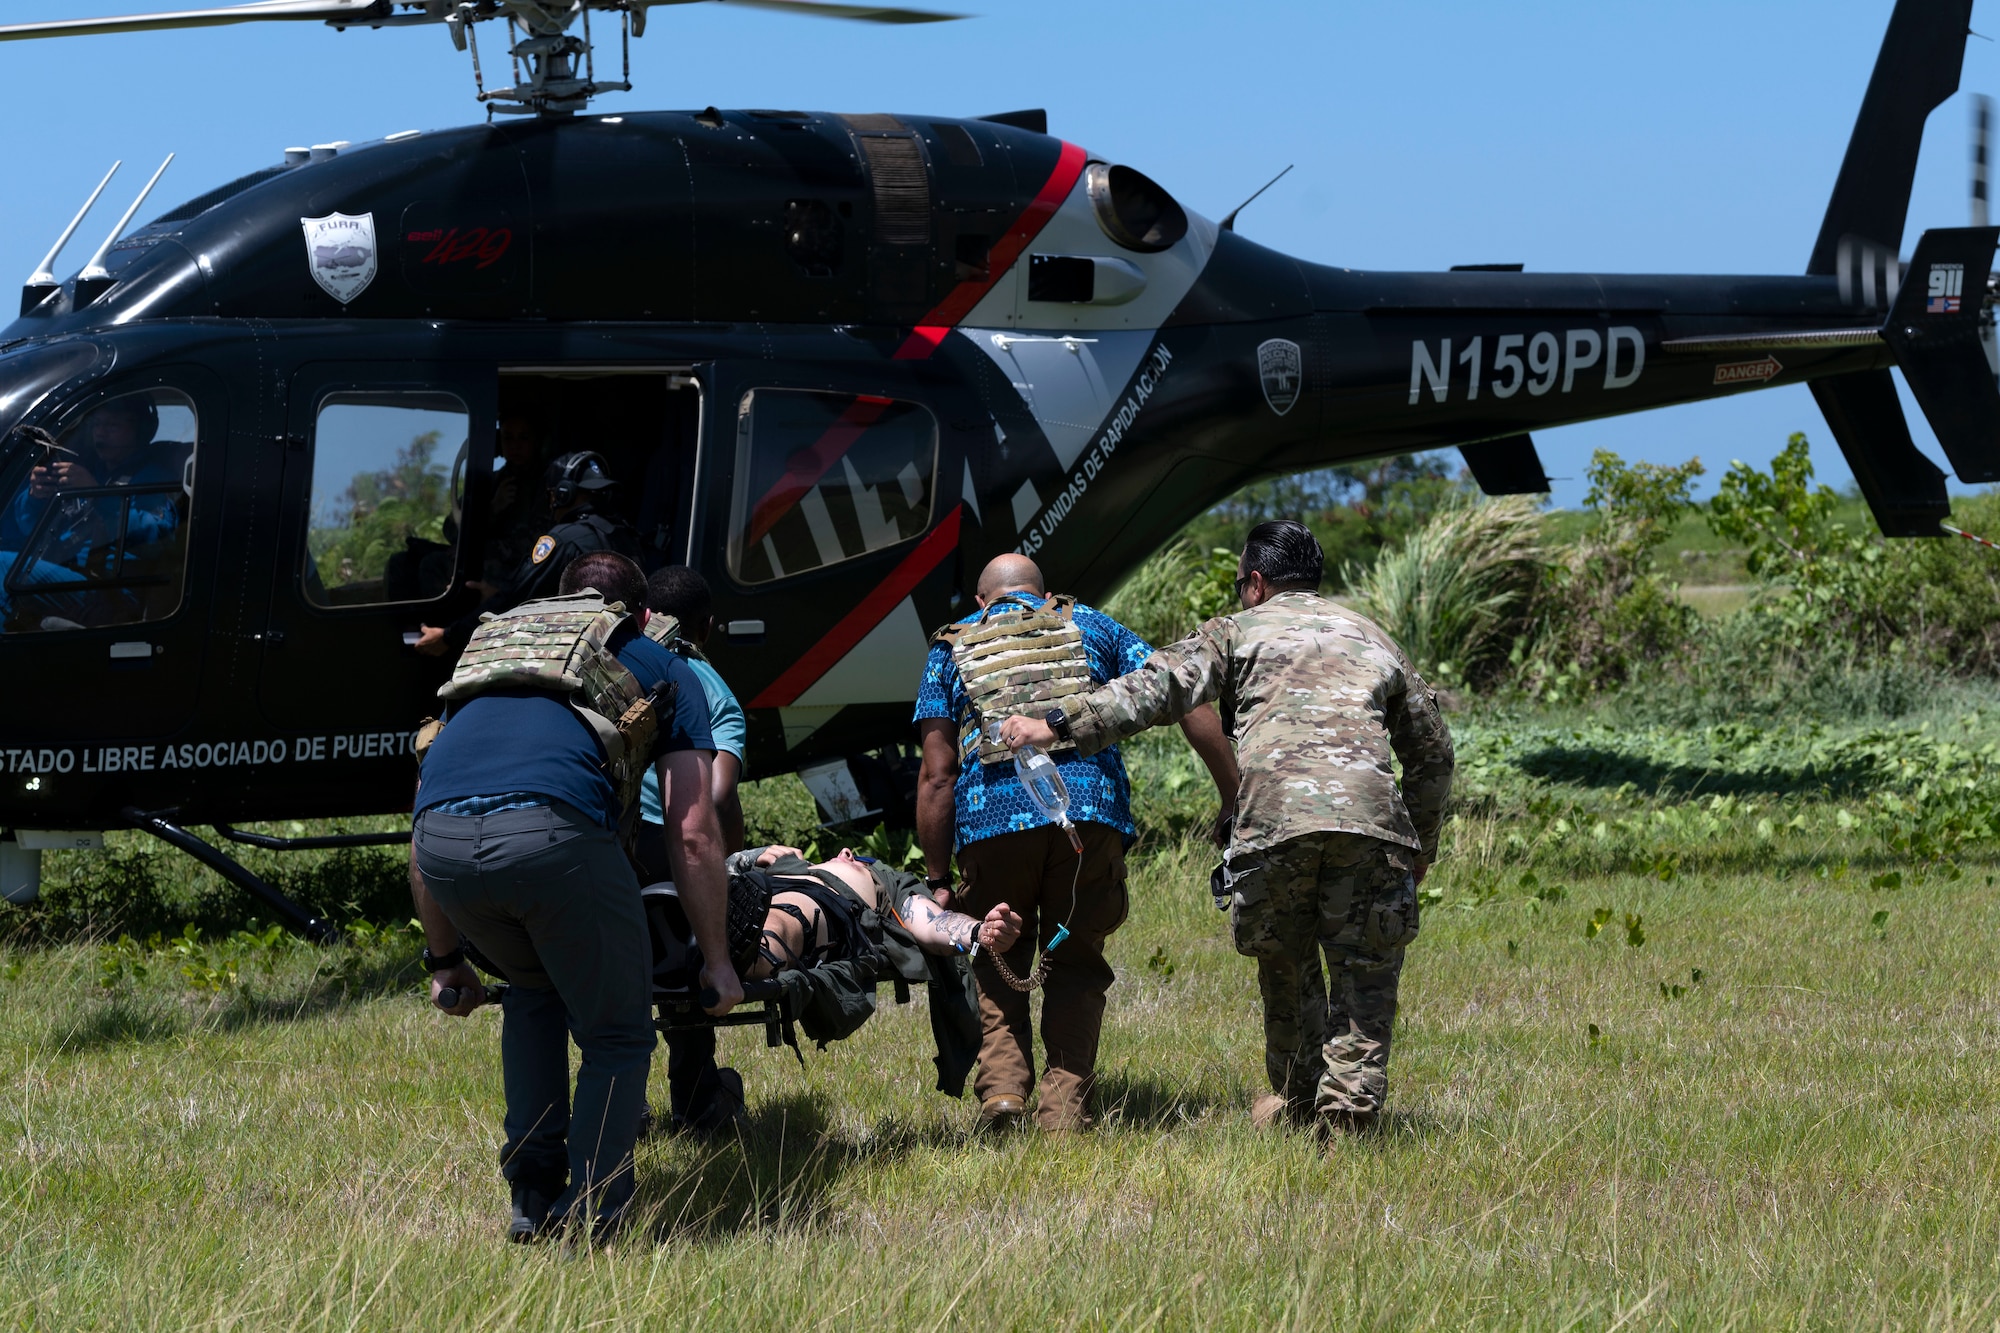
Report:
1226,832,1420,1119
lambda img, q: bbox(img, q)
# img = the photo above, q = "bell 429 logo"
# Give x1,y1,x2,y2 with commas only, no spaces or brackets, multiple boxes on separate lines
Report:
1408,326,1645,405
1927,263,1965,314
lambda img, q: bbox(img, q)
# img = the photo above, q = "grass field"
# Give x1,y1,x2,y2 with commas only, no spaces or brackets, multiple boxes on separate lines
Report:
7,694,2000,1328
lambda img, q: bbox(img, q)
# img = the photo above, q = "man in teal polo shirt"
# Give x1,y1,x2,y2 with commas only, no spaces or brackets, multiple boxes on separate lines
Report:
634,564,750,1134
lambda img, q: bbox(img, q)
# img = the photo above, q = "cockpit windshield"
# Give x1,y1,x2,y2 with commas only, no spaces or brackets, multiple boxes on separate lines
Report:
0,343,102,449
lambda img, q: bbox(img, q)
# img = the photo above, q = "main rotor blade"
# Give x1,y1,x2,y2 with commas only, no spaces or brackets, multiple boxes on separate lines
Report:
0,0,392,42
712,0,967,24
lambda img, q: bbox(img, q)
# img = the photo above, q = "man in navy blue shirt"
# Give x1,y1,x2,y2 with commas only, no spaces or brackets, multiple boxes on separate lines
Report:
411,549,741,1242
915,553,1237,1132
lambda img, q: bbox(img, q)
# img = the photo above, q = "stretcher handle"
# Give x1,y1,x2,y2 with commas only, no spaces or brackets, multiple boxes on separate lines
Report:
436,981,510,1010
698,977,784,1008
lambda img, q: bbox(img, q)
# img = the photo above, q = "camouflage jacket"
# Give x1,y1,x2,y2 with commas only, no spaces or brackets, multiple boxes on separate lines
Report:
1068,590,1455,859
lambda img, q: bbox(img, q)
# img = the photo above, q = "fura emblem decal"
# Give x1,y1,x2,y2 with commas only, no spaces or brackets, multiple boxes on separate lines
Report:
1257,338,1302,416
299,212,378,304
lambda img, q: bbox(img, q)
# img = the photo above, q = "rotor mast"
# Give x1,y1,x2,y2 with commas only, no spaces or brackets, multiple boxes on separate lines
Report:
445,2,633,116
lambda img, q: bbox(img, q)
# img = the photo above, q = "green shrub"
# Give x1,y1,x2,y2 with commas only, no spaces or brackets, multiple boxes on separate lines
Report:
1524,450,1704,694
1342,494,1548,687
1101,537,1238,650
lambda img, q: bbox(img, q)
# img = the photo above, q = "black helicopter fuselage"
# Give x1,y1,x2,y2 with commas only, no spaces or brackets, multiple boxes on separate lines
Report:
0,107,1934,832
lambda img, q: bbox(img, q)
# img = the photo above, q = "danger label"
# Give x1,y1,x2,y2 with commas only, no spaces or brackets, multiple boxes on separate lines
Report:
1713,356,1782,386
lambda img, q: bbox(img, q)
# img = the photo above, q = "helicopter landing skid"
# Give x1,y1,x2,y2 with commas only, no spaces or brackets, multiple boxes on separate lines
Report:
120,807,340,945
212,824,410,852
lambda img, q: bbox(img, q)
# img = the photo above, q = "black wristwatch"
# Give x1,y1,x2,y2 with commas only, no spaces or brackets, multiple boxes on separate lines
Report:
1044,706,1075,744
421,945,466,973
925,874,953,897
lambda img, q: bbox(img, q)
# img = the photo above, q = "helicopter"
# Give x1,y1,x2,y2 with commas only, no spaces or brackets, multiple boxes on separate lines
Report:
0,0,1994,940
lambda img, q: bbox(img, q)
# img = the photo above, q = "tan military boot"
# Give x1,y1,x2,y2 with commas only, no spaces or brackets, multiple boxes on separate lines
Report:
979,1093,1025,1133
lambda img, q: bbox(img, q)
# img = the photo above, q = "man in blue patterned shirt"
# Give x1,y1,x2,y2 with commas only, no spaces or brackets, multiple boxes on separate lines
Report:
915,554,1237,1131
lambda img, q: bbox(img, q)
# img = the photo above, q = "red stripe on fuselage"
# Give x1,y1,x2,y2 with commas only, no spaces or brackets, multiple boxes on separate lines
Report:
748,505,965,709
893,140,1089,360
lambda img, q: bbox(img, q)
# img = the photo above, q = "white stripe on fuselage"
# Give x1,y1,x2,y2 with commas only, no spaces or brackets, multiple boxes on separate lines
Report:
959,166,1216,473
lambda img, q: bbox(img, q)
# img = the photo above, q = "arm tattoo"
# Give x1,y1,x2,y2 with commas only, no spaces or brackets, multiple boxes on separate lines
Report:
902,893,980,952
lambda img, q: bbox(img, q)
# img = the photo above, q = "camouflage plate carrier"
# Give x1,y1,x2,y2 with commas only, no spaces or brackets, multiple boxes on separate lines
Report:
934,593,1095,766
417,590,669,841
641,612,683,651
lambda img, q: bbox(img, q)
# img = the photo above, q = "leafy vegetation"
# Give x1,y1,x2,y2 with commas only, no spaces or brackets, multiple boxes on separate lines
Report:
1101,535,1238,649
306,429,451,591
1176,453,1464,591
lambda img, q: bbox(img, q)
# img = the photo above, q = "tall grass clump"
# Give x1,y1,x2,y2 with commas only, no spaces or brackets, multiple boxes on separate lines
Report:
1342,494,1547,687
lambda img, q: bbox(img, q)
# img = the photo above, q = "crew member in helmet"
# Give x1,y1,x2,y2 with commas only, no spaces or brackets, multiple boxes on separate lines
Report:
913,553,1239,1132
414,450,639,657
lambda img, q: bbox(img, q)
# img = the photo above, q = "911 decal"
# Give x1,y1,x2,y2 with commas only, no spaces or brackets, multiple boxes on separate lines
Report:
1927,263,1965,313
1408,327,1644,405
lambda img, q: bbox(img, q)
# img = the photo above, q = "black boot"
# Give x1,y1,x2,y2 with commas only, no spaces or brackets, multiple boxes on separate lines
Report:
508,1170,566,1243
679,1067,746,1139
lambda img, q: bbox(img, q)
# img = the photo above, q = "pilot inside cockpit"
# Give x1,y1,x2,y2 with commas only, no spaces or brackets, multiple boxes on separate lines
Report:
0,393,189,631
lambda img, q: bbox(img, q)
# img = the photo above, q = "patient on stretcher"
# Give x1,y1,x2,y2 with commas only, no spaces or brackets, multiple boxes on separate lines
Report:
642,844,1022,1095
738,845,1021,975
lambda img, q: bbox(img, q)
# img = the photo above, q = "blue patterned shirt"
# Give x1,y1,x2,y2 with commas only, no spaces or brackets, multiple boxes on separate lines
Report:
913,600,1153,851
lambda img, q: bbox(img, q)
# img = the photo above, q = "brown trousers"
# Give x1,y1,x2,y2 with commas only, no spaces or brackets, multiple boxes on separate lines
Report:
957,821,1129,1129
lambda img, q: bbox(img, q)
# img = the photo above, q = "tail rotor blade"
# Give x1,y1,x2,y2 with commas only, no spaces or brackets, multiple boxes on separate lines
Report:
1974,94,1992,226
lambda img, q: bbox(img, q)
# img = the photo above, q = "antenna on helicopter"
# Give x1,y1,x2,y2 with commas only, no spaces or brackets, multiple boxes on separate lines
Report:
21,161,122,316
1220,164,1294,233
75,154,174,309
0,1,968,117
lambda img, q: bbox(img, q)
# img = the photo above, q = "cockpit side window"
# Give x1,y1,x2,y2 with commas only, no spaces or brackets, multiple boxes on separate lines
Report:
0,387,197,634
302,391,469,608
727,389,938,586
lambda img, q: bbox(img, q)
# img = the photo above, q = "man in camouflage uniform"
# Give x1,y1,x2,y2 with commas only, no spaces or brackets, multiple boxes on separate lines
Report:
1001,520,1453,1132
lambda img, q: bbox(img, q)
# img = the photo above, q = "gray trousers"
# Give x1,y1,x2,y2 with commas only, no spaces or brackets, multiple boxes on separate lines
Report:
413,801,655,1226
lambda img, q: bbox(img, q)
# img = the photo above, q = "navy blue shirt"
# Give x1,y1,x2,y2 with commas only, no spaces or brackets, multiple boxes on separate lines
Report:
416,629,715,831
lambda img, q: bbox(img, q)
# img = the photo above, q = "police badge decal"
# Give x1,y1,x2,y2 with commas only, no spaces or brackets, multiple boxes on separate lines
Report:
300,212,378,304
1256,339,1302,416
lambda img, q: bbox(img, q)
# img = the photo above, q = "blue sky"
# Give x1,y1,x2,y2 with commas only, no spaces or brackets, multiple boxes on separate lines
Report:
4,0,1998,508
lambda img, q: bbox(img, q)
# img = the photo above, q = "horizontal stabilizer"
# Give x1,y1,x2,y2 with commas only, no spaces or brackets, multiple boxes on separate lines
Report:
1809,370,1948,536
1459,435,1549,495
1882,226,2000,482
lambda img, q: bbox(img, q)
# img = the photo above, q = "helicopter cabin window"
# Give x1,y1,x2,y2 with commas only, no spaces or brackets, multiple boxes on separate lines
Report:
0,388,197,635
728,390,937,585
302,392,469,608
